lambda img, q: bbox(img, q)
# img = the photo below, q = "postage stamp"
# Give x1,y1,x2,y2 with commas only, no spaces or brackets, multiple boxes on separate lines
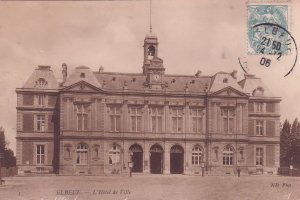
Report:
248,5,288,54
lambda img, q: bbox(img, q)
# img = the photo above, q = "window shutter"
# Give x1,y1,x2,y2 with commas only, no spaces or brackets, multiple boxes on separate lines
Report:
266,120,275,136
248,102,254,112
248,119,254,136
23,114,34,132
23,94,34,105
266,145,275,167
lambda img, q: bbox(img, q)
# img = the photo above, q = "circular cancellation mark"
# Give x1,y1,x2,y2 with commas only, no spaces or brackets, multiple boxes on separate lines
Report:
239,23,298,77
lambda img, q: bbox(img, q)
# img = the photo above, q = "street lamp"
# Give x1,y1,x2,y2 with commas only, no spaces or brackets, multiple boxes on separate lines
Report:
128,151,133,178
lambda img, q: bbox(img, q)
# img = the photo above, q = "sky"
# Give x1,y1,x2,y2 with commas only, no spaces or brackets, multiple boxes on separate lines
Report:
0,0,300,151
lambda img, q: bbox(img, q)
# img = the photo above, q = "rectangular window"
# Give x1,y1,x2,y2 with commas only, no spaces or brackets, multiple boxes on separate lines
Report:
222,109,235,133
109,105,121,132
266,102,276,113
150,107,163,133
256,102,264,112
256,120,264,136
36,115,46,132
171,107,183,133
191,108,203,133
76,144,88,165
38,95,45,106
36,145,45,165
23,94,34,106
76,104,89,131
192,146,202,166
223,147,234,166
256,147,264,166
129,107,142,132
109,145,121,164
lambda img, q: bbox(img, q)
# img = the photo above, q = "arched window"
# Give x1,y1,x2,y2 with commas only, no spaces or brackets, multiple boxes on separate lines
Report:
76,144,88,165
223,146,234,166
147,45,155,59
92,145,100,160
253,87,264,96
192,145,203,166
109,145,121,165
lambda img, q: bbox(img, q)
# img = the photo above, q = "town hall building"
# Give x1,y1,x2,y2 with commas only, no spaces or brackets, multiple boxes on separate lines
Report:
16,31,281,175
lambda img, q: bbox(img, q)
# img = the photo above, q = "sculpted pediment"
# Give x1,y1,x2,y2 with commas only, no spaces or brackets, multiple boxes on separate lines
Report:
211,86,248,97
62,81,102,92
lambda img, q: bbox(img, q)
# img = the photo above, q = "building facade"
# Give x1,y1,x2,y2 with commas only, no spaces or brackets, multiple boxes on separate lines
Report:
16,32,281,175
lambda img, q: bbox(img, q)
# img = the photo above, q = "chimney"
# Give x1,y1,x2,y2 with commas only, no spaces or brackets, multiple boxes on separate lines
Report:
244,73,256,79
195,70,202,77
38,65,51,70
231,70,237,79
62,63,67,83
99,66,104,73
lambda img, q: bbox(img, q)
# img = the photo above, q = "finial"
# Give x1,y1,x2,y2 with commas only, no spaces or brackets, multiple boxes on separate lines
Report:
149,0,152,32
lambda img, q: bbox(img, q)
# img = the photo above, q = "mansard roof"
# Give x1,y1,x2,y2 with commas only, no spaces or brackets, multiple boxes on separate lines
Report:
238,74,275,98
93,72,211,93
22,65,59,90
19,64,277,98
208,72,244,93
62,66,101,88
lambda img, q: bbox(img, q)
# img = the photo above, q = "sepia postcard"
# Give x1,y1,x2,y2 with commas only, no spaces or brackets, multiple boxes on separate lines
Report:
0,0,300,200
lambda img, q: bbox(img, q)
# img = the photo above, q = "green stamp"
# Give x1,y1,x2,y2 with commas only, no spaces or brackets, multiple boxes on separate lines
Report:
248,5,288,54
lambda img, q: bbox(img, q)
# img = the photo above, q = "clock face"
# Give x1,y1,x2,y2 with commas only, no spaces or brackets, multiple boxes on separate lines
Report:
153,74,160,82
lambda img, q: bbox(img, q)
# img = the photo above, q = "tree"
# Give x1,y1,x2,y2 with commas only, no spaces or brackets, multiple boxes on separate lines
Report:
280,119,292,167
0,126,16,167
3,149,16,167
280,119,300,168
0,127,5,152
290,119,299,165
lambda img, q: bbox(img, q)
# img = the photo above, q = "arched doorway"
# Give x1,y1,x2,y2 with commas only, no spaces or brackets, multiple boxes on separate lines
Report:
170,145,184,174
129,144,143,173
150,144,163,174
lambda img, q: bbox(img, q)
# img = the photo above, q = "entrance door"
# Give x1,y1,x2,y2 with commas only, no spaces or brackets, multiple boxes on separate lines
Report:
129,144,143,172
150,144,163,174
170,145,184,174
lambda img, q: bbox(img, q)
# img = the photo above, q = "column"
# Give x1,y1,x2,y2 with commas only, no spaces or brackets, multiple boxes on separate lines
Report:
144,142,150,174
164,143,170,174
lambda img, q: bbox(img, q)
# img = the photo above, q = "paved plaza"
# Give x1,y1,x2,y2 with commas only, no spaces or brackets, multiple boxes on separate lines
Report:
0,175,299,200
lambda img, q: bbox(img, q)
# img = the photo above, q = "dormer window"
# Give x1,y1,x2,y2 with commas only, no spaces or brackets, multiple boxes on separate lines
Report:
80,73,85,78
147,45,155,60
35,78,48,88
253,87,264,96
223,78,228,83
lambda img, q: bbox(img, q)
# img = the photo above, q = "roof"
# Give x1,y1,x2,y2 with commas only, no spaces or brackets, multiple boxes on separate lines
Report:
93,72,211,92
19,65,277,98
22,66,59,90
239,74,274,97
145,32,158,39
209,72,244,93
62,66,101,88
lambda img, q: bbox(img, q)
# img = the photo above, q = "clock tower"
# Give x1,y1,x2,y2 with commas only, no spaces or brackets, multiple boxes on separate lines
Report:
143,32,165,89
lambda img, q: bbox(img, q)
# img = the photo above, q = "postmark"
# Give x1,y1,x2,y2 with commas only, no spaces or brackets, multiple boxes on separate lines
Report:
239,3,297,77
